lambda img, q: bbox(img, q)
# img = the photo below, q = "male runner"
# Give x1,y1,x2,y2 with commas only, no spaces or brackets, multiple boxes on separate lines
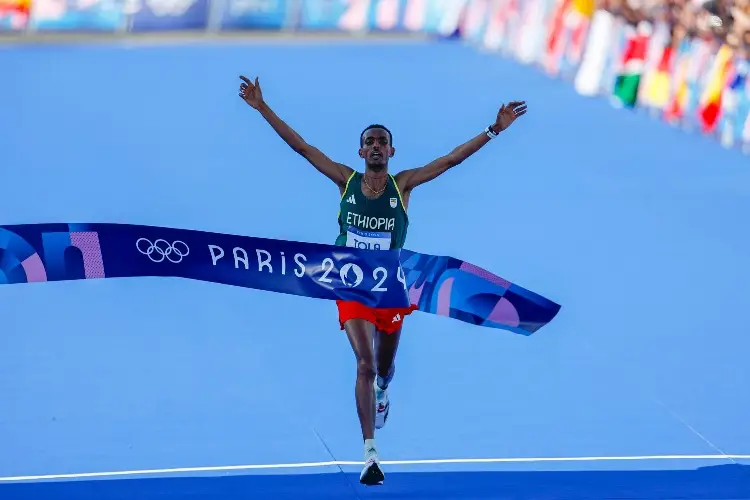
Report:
238,75,526,486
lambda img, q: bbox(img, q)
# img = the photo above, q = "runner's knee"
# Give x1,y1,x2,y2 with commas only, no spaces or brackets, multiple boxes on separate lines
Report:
356,355,376,380
377,359,394,380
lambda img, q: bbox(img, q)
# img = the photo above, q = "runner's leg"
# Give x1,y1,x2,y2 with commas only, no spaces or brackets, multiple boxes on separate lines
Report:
373,326,400,429
343,317,385,485
374,326,401,389
343,318,377,441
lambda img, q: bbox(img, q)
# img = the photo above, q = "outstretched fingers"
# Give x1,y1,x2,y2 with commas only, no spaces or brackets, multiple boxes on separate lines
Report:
239,76,249,98
238,75,259,98
509,100,527,117
239,75,259,85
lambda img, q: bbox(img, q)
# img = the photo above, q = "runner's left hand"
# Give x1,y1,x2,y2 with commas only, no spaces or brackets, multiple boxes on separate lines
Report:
493,101,527,133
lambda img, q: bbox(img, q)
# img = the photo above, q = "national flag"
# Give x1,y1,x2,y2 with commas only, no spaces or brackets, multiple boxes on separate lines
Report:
697,44,734,134
612,21,650,108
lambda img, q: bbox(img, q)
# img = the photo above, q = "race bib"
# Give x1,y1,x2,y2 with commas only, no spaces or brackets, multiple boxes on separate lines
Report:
346,226,391,251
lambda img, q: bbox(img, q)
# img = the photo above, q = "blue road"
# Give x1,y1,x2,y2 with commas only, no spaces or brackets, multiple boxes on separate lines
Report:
1,36,749,498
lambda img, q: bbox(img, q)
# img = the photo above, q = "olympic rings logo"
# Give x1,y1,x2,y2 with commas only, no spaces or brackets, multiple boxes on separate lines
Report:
136,238,190,264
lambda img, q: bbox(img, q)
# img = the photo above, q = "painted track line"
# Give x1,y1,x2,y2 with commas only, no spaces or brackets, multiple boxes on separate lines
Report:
1,454,748,482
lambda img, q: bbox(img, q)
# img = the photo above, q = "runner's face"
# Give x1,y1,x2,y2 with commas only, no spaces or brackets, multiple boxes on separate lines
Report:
359,128,393,171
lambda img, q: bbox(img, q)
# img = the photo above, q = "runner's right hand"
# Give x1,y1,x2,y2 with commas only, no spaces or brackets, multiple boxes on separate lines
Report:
239,76,264,109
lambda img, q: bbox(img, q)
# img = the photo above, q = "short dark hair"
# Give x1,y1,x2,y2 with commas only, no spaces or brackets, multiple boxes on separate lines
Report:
360,124,393,147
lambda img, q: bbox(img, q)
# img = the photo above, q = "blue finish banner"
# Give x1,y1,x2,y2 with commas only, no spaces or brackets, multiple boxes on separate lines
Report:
128,0,209,31
217,0,290,30
0,223,560,335
28,0,125,31
399,249,560,335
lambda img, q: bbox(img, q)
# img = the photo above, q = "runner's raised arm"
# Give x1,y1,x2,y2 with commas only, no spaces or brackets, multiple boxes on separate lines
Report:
239,75,353,189
395,101,527,193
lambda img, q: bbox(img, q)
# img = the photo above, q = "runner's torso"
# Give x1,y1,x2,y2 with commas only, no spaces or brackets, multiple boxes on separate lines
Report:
335,172,408,251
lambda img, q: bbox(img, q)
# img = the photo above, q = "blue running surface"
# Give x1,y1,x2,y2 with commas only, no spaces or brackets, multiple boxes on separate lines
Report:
1,37,749,499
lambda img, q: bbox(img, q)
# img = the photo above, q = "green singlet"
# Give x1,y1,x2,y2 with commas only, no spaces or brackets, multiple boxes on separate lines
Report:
335,171,409,251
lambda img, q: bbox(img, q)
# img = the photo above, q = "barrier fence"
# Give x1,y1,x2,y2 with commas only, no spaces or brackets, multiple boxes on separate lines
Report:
0,0,467,35
3,0,749,156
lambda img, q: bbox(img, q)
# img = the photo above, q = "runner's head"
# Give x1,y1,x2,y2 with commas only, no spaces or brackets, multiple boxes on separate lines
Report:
359,124,394,172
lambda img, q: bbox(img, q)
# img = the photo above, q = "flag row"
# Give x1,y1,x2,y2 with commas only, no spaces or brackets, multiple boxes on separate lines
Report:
459,0,750,155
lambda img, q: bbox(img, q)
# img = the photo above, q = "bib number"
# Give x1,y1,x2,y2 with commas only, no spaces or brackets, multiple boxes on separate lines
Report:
346,227,392,251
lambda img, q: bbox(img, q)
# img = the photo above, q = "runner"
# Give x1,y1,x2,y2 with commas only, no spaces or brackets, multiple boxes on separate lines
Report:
238,75,526,485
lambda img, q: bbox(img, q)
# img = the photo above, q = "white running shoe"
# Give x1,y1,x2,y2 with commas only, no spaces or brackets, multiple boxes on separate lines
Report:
374,380,390,429
359,455,384,485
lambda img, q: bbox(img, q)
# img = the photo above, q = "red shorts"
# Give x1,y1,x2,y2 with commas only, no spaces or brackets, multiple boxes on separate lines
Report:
336,300,418,334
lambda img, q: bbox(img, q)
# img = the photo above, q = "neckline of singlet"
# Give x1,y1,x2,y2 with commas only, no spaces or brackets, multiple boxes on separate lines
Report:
359,172,391,201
